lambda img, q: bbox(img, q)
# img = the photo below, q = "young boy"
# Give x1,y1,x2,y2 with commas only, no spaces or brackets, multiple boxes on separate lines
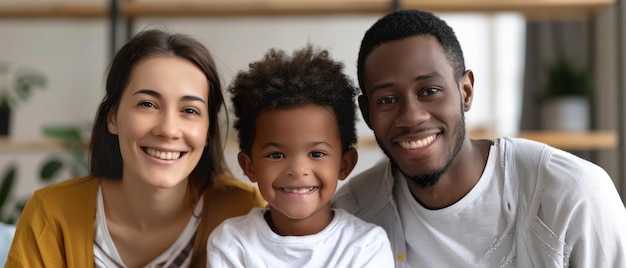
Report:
207,45,394,267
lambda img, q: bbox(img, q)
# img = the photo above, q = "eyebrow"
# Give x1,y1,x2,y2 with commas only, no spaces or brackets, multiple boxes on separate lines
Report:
133,89,207,105
260,141,333,150
369,71,443,93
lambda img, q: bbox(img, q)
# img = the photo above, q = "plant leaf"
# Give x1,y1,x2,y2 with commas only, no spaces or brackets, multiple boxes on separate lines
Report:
5,197,28,224
43,126,82,144
68,150,89,177
13,67,46,102
40,158,64,182
0,165,16,211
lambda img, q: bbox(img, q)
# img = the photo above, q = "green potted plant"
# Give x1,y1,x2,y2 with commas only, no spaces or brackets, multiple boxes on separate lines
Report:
39,124,90,179
0,124,89,224
540,56,592,131
0,62,47,136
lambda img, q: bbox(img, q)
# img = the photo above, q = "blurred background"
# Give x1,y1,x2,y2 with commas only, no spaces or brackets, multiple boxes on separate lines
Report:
0,0,624,223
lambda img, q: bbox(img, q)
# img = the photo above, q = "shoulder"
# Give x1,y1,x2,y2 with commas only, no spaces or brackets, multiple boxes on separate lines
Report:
502,137,619,216
208,208,264,249
209,174,265,206
332,160,391,214
34,176,99,199
202,175,266,223
211,174,260,196
333,209,390,239
212,208,262,235
338,160,390,192
26,176,99,216
502,137,610,191
9,176,98,266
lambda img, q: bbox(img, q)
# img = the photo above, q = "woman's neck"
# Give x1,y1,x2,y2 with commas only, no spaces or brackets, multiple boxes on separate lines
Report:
100,177,193,232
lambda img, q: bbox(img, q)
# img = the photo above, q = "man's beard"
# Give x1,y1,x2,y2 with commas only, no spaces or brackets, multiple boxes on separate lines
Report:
377,111,466,188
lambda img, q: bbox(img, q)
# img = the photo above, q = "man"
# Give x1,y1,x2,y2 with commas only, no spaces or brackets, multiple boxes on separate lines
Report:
333,9,626,267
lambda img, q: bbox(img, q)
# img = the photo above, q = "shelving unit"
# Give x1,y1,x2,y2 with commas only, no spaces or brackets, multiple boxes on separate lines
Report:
0,0,621,161
0,0,614,18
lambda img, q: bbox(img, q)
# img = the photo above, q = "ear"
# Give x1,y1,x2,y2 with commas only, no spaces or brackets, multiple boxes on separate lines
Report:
237,151,257,183
358,95,372,130
459,70,475,112
107,109,118,134
339,148,358,181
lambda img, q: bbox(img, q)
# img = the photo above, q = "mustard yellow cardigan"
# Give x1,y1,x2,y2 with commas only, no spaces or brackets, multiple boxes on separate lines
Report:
6,175,265,267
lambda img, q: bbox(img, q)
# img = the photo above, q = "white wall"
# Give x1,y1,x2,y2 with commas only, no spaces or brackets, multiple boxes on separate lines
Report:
0,12,526,209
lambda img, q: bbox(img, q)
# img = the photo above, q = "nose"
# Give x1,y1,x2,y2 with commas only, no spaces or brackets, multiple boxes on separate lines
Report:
152,110,183,139
286,155,310,178
396,97,430,128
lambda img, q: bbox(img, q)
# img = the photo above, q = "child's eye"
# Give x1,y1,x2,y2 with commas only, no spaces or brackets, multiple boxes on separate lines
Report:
310,151,326,158
378,96,397,105
267,152,284,159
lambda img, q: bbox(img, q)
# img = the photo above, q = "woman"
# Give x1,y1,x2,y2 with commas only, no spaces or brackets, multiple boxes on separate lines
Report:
6,29,265,267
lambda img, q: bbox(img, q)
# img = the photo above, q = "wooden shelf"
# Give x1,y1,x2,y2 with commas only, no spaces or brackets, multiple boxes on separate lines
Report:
471,130,618,151
0,0,615,19
123,1,390,18
402,0,613,18
0,3,107,19
516,130,618,150
0,138,88,151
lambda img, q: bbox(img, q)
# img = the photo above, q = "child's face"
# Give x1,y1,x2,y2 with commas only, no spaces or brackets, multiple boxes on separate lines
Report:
238,104,356,234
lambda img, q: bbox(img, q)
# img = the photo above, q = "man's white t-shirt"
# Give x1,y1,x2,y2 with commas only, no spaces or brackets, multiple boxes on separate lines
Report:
396,145,516,267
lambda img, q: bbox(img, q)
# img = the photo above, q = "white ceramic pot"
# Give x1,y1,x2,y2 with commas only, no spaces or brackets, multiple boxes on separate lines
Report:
541,96,590,131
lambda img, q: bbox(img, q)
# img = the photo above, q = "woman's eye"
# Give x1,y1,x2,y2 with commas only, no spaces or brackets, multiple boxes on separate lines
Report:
268,152,284,159
310,151,326,158
184,108,200,115
139,101,155,108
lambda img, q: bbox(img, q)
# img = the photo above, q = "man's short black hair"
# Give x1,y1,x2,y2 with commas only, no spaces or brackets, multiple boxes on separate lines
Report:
357,9,466,97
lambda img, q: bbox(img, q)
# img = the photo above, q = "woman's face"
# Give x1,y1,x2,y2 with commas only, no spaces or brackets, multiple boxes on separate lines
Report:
107,56,210,189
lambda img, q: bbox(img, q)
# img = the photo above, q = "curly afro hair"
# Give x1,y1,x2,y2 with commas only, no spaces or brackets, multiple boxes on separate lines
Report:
357,9,466,98
229,44,359,154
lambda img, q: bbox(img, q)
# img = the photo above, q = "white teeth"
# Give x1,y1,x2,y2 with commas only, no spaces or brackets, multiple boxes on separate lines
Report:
146,148,181,160
281,187,315,194
399,135,435,150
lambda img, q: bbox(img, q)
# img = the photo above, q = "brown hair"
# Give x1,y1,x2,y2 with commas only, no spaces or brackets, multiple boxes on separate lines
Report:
89,29,229,266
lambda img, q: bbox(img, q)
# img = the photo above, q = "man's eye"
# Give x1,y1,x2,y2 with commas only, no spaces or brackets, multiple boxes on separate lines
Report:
421,87,440,96
310,151,326,158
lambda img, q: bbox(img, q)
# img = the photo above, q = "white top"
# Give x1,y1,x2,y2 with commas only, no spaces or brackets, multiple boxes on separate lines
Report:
333,137,626,267
207,207,394,268
94,186,201,268
396,144,513,267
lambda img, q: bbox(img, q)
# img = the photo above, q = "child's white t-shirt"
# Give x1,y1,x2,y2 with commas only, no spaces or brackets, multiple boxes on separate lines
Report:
207,207,394,267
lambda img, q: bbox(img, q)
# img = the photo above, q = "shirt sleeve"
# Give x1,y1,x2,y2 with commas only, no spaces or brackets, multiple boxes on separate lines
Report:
540,149,626,267
206,223,246,268
5,193,66,267
351,226,395,267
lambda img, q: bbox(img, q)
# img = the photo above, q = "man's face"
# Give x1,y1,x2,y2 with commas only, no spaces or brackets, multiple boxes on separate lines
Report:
361,35,472,188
